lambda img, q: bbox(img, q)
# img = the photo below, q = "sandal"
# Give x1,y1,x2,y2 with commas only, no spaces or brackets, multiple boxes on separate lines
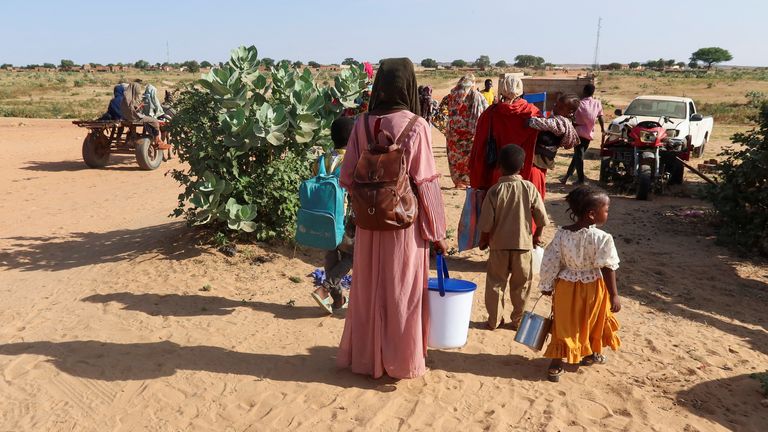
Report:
547,366,564,382
311,291,333,314
580,353,607,366
332,294,349,313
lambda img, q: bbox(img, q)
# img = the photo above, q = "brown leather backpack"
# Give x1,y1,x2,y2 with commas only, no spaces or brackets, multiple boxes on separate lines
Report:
350,114,419,231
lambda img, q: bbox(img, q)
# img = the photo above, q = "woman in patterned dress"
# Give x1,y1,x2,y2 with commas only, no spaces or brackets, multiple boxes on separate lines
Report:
434,75,488,188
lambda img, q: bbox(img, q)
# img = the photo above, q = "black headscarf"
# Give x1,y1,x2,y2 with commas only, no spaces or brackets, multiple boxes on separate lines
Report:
368,58,421,116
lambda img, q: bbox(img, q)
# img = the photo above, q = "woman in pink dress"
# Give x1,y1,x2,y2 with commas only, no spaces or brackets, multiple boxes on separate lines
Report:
336,58,448,379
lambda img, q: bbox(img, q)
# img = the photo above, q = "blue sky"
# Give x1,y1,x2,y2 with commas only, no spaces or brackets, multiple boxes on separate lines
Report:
1,0,766,66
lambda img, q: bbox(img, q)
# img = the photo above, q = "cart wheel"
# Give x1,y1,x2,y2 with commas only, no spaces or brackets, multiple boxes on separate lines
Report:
636,165,652,201
134,137,163,170
82,132,111,168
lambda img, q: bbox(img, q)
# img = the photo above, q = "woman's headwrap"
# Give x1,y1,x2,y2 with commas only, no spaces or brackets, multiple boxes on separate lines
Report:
368,58,420,116
498,74,524,100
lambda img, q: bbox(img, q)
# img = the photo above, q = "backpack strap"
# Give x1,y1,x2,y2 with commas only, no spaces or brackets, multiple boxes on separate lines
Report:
317,154,327,176
363,113,374,150
395,115,420,148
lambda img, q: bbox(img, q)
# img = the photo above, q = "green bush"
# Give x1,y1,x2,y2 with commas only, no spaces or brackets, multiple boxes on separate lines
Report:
168,45,366,240
706,102,768,255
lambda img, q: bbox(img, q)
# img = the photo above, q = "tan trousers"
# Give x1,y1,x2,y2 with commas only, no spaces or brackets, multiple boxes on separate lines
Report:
485,249,533,329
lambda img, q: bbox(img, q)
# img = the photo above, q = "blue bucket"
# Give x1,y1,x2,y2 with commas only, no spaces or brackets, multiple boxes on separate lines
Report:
427,254,477,349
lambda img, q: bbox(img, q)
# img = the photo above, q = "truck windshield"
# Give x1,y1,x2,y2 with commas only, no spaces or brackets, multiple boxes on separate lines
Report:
624,100,687,118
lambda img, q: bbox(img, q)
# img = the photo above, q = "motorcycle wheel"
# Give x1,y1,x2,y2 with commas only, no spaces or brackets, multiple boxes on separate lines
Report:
599,159,610,183
636,164,652,200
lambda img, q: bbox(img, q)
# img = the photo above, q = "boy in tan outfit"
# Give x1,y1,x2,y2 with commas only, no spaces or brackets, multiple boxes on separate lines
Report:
478,145,549,330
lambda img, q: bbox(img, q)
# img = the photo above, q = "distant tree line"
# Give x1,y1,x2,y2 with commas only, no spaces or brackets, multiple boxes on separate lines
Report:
420,54,549,69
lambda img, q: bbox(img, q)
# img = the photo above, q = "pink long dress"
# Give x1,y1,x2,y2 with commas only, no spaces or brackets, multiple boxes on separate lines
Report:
337,111,447,379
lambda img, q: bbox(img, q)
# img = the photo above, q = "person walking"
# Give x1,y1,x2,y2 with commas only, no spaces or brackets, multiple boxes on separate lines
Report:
434,74,488,189
336,58,448,380
561,84,605,184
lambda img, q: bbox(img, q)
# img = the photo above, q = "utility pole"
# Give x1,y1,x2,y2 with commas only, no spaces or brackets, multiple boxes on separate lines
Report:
166,41,170,65
592,17,602,72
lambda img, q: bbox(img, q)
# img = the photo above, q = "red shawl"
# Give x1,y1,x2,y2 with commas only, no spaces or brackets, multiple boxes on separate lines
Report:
469,99,541,190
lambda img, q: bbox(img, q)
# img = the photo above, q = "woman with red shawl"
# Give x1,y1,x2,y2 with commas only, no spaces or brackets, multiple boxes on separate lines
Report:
470,74,542,194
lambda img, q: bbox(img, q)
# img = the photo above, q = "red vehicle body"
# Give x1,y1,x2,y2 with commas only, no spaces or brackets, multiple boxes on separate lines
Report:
600,116,688,200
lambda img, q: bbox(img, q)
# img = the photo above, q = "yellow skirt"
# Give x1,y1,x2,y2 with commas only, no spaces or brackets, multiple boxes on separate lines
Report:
543,278,621,364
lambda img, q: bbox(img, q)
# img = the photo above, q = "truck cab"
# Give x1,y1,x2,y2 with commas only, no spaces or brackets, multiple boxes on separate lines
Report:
609,96,714,157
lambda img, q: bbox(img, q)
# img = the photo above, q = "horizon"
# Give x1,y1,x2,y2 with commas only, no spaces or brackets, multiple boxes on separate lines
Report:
2,0,766,68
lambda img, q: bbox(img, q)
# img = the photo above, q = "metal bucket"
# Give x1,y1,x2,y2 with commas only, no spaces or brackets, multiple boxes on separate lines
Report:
513,295,552,351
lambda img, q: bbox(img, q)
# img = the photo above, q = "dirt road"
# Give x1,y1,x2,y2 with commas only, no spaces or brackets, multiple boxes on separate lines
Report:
0,117,766,431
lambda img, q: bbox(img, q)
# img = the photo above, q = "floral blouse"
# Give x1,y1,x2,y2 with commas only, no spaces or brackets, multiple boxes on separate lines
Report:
539,226,620,292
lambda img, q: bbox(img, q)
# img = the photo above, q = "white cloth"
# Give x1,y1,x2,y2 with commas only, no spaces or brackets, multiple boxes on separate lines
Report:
498,74,524,100
539,226,620,292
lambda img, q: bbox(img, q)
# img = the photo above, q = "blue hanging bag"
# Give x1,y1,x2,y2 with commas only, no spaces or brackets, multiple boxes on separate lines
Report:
295,155,346,250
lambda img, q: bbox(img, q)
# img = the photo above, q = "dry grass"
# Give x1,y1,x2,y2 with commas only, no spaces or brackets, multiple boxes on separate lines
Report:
0,70,195,119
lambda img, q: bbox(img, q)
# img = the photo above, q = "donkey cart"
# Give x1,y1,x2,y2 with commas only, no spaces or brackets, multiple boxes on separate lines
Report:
72,120,169,170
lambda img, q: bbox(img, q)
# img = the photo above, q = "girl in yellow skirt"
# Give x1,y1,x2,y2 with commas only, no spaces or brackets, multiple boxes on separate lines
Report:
539,185,621,382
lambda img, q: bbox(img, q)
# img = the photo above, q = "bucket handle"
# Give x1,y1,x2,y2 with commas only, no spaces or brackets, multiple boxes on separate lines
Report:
436,253,450,297
529,293,547,314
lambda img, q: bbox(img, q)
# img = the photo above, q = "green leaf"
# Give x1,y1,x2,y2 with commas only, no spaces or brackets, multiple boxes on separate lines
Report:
266,131,285,146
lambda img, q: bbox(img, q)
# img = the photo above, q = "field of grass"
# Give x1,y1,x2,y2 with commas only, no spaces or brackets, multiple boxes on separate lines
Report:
0,70,196,119
1,68,766,130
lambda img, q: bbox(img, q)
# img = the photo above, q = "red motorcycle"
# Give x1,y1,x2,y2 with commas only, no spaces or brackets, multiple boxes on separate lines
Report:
600,115,689,200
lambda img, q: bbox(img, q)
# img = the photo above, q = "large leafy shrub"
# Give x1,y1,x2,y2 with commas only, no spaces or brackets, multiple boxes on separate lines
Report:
706,102,768,255
169,46,366,239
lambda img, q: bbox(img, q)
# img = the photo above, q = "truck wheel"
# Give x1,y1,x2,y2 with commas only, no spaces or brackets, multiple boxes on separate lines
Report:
693,133,708,158
599,159,610,183
134,137,163,170
82,132,111,168
636,165,652,200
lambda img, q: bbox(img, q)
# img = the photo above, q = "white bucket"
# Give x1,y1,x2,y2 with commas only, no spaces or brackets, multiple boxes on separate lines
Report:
532,246,544,275
427,254,477,349
428,289,476,349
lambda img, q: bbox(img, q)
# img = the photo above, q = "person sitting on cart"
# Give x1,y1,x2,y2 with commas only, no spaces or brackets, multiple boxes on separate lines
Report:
121,82,170,150
99,83,127,121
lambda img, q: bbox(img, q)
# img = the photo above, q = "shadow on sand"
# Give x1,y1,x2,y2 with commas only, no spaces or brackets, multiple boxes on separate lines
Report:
0,222,207,272
0,340,546,388
82,291,335,320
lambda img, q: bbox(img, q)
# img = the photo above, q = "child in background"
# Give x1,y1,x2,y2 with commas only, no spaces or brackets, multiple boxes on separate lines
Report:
480,79,496,106
310,116,356,314
527,93,581,198
539,185,622,382
478,145,549,330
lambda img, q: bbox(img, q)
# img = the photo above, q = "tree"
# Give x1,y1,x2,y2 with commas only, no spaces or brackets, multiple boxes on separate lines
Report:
706,103,768,255
200,60,212,68
676,61,686,69
514,55,546,68
495,60,508,68
59,59,75,69
603,62,623,70
308,61,321,68
342,57,357,66
644,58,665,70
261,58,275,68
134,59,150,69
628,62,641,69
42,63,56,69
474,55,491,69
181,60,200,73
421,58,438,68
688,59,699,69
0,63,12,69
690,47,733,69
665,59,676,67
292,60,304,68
451,59,467,68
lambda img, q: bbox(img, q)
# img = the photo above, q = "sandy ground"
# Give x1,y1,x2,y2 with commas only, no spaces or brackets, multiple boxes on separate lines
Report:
0,112,767,432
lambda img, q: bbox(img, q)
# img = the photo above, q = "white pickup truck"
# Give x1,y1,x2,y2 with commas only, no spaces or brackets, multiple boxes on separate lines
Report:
609,96,714,157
